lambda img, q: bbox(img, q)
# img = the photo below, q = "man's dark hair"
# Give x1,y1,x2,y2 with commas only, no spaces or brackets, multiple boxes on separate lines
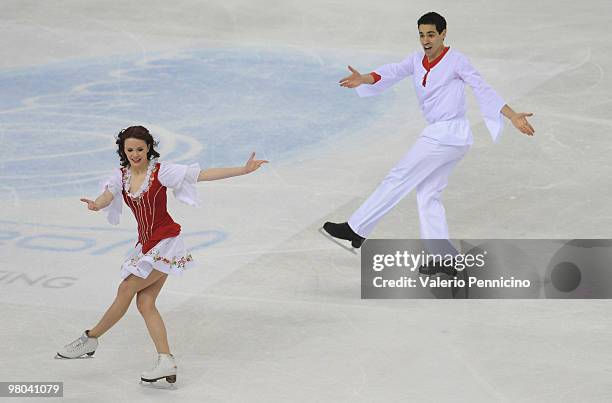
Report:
417,12,447,34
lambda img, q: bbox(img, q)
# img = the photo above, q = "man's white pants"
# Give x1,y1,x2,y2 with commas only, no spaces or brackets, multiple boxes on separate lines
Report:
348,137,469,239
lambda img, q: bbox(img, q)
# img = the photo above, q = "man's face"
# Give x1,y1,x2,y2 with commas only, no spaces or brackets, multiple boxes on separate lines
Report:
418,24,446,59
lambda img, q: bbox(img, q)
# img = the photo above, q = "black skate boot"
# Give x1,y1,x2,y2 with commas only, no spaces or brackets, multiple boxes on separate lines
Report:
321,222,366,249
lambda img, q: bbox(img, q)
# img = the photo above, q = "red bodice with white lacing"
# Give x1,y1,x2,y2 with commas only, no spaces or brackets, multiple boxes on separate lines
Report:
121,163,181,254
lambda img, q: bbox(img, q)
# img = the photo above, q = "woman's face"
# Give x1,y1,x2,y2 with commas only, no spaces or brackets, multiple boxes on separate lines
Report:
124,138,150,168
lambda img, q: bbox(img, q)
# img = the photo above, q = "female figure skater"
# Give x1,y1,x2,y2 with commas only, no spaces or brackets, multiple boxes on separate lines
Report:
56,125,268,384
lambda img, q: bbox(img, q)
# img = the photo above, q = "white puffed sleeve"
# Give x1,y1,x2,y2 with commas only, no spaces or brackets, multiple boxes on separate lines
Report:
355,53,416,97
100,168,123,225
456,54,506,142
158,162,201,207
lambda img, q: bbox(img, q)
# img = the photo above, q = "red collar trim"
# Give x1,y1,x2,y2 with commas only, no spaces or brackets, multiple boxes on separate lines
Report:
421,46,450,87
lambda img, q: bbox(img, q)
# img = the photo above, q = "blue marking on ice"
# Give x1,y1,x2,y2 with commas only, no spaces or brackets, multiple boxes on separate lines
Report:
0,48,394,199
16,234,96,252
0,220,228,255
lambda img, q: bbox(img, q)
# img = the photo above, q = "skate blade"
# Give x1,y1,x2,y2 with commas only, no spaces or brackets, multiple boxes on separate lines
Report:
54,353,95,359
318,227,357,255
139,382,176,389
140,378,177,389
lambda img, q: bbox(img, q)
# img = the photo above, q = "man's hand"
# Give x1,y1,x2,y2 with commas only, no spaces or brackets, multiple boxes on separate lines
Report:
339,66,369,88
511,112,535,136
501,105,535,136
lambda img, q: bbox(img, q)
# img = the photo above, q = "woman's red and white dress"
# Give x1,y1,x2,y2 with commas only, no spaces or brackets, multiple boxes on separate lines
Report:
101,158,199,279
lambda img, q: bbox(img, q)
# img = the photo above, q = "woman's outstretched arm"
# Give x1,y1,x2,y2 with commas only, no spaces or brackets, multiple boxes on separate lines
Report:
80,190,114,211
197,152,268,182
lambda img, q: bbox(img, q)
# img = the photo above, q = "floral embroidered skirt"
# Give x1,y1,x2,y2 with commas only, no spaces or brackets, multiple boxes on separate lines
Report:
120,235,194,280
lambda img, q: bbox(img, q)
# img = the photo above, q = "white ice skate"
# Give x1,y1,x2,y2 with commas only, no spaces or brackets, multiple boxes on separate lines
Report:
140,353,177,384
55,330,98,359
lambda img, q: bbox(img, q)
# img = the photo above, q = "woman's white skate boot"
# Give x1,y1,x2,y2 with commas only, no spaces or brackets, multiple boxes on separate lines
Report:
140,353,177,383
56,330,98,359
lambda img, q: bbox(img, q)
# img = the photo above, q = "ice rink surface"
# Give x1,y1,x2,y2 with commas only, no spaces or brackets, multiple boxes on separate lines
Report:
1,0,612,401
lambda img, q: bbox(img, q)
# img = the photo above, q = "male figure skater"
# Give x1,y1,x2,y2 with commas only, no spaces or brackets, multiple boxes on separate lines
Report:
323,11,534,250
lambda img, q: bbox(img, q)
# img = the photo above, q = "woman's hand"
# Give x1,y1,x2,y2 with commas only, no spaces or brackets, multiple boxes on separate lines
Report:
243,152,269,174
80,198,100,211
